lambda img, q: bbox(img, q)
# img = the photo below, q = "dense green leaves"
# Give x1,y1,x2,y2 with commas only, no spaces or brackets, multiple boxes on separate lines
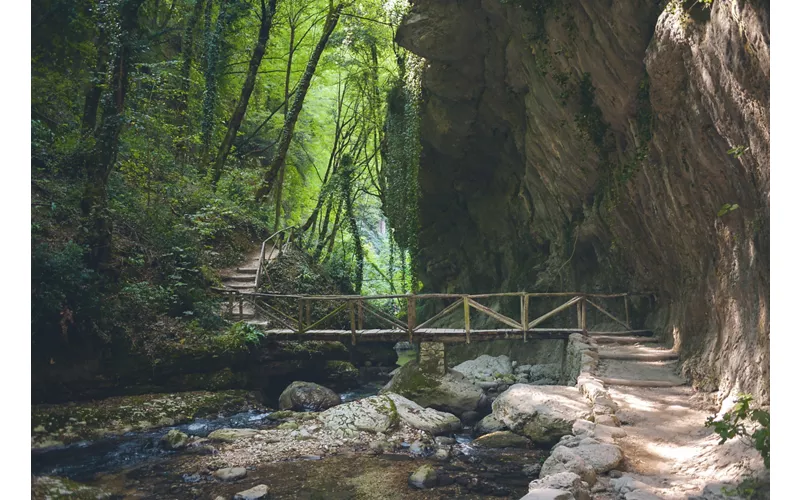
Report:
705,393,770,468
32,0,421,350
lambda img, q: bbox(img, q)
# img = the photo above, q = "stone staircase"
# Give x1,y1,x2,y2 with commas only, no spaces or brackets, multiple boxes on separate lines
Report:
590,330,686,388
218,243,277,321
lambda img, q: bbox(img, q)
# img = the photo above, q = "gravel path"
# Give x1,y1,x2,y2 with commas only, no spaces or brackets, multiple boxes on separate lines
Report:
597,341,765,499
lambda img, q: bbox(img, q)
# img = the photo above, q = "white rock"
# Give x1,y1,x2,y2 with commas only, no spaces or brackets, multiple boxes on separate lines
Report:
626,490,665,500
320,395,398,433
572,443,623,473
452,355,513,381
212,467,247,481
529,472,590,500
491,385,591,445
519,489,576,500
385,393,461,434
233,484,269,499
611,476,651,495
540,446,597,486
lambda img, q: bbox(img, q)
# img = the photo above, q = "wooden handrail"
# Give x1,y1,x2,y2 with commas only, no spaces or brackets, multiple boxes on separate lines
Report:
211,290,656,301
212,288,654,339
255,225,298,289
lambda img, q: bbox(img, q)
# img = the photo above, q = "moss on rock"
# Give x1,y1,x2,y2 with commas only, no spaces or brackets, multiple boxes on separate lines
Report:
31,390,263,449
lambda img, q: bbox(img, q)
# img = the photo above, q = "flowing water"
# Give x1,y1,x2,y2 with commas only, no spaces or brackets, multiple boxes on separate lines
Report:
32,379,544,499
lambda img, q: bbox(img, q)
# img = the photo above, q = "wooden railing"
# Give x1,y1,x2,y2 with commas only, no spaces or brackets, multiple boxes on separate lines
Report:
215,290,655,344
254,225,297,289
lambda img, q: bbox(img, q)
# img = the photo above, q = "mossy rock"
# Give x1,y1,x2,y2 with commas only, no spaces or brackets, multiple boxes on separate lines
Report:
31,390,263,449
32,476,111,500
324,361,359,382
381,360,482,415
160,429,189,450
472,430,531,449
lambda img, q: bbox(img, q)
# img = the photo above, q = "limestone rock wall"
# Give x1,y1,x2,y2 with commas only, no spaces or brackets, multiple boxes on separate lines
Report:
396,0,769,403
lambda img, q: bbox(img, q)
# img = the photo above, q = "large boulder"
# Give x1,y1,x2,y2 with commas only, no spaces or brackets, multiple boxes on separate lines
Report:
278,381,341,412
571,441,623,474
320,395,398,433
529,472,590,500
452,354,513,382
385,393,461,434
491,385,591,445
382,360,482,415
540,446,597,486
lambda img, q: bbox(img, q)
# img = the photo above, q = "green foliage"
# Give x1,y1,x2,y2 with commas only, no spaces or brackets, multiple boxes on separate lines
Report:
705,394,770,468
382,54,423,290
727,145,749,158
31,0,412,360
717,203,740,217
222,322,265,349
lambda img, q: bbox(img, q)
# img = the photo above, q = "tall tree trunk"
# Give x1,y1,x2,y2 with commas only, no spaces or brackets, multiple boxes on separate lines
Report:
210,0,278,188
254,2,344,202
81,0,146,270
273,22,296,226
175,0,205,161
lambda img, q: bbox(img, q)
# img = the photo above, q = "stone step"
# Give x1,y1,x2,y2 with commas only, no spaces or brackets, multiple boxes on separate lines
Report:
236,267,259,274
223,283,257,290
587,329,653,336
591,335,659,345
598,351,678,361
222,274,257,283
599,377,685,388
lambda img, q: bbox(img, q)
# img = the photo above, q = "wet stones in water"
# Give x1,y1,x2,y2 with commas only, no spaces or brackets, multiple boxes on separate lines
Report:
475,413,506,436
369,439,393,454
409,465,438,489
213,467,247,481
409,440,431,456
278,381,341,412
434,436,456,446
160,429,189,450
233,484,269,499
472,430,531,449
460,410,480,425
433,446,451,460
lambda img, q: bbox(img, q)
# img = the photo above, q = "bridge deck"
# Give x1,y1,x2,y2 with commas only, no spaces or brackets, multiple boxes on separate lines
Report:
254,327,581,342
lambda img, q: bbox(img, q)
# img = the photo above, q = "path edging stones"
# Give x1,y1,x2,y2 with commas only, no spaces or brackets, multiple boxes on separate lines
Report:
524,333,625,500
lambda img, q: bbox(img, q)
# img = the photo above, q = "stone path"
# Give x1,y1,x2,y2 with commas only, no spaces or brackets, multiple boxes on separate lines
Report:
218,243,277,320
593,335,765,499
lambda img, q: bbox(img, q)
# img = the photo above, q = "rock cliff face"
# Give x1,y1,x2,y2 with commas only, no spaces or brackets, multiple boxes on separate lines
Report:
396,0,769,403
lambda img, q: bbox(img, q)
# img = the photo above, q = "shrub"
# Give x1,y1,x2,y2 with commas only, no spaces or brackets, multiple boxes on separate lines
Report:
705,393,770,468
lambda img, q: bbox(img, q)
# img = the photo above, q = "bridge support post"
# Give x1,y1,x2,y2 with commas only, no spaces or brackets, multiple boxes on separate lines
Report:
418,341,446,376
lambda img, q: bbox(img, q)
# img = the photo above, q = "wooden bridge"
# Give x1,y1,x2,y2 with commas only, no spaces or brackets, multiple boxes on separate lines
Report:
215,288,656,345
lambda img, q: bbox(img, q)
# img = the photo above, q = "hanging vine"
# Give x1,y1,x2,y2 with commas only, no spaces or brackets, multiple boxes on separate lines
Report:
381,53,423,291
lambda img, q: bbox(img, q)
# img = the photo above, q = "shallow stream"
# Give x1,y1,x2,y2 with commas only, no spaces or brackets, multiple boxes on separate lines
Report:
32,374,543,499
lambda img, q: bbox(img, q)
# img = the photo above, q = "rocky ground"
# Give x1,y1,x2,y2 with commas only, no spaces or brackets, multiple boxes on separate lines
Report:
31,339,768,500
